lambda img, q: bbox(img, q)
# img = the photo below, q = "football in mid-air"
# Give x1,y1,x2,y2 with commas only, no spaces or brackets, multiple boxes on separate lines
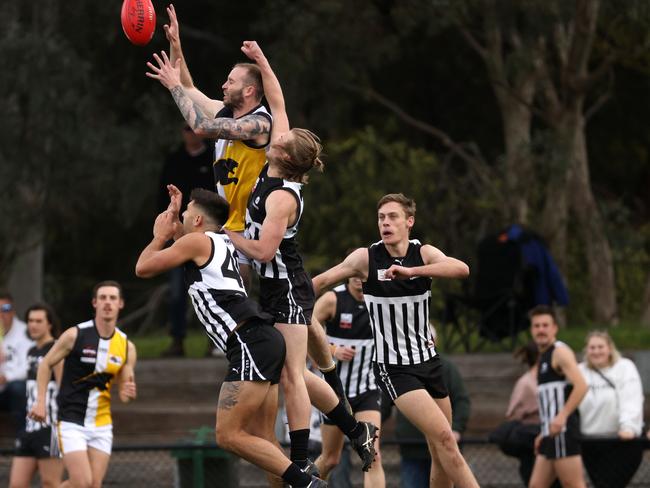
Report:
121,0,156,46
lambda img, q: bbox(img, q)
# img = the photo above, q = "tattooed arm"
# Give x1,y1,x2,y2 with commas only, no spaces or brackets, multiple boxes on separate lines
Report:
164,4,223,118
147,51,270,142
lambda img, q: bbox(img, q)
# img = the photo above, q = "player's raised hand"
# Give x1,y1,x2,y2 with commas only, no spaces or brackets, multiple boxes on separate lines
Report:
153,210,176,241
146,51,182,89
166,184,182,216
164,4,180,44
241,41,264,62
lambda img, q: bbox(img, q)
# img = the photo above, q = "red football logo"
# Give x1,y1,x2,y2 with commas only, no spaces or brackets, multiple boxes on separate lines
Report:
121,0,156,46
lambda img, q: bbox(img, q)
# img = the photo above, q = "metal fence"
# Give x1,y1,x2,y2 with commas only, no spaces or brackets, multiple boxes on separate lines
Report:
1,438,649,487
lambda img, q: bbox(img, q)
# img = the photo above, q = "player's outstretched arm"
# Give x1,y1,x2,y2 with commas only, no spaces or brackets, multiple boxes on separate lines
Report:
312,248,368,296
165,4,223,117
240,41,289,144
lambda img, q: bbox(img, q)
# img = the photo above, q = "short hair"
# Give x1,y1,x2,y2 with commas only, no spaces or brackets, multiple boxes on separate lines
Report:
584,330,621,369
24,302,61,339
233,63,263,101
276,128,324,183
92,281,123,300
514,341,539,368
377,193,416,218
528,304,557,323
189,188,230,226
0,289,13,302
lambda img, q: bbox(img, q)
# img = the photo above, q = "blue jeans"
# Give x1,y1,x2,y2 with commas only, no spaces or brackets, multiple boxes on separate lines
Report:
169,266,187,339
401,457,431,488
0,380,27,436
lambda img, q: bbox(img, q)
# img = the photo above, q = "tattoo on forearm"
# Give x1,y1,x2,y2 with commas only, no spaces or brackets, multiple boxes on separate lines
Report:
199,115,271,140
217,382,241,410
170,85,208,131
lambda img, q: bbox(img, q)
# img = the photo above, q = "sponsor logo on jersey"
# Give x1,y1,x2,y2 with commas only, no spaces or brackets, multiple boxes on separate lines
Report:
377,269,390,281
339,313,353,329
540,361,549,374
82,347,97,357
108,355,123,366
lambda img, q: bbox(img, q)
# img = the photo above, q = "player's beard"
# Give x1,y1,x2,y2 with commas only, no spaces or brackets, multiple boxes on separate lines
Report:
224,88,244,111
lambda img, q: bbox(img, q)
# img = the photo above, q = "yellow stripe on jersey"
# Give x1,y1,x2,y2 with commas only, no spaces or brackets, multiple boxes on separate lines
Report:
92,330,128,427
216,139,267,232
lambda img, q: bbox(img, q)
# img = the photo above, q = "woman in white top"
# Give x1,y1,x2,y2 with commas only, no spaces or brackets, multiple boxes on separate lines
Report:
578,330,645,488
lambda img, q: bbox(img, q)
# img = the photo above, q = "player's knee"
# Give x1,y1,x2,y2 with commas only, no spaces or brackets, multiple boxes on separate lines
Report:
432,428,459,452
215,426,240,453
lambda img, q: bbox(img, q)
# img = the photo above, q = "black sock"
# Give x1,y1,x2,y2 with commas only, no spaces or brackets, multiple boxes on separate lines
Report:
320,365,345,397
325,401,361,437
282,463,312,486
289,429,310,463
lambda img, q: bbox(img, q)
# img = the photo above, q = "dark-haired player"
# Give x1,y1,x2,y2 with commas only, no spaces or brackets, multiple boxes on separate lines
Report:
10,303,63,488
135,186,326,487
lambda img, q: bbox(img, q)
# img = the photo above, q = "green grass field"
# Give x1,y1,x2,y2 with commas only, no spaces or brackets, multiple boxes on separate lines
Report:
132,321,650,359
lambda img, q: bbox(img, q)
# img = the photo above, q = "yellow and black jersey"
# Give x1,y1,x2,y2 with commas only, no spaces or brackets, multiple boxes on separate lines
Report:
57,320,128,427
213,104,272,232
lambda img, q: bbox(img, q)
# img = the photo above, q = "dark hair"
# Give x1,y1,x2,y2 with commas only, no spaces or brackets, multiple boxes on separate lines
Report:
24,302,61,339
233,63,263,101
528,304,556,323
190,188,230,226
377,193,416,218
92,281,123,300
0,289,13,302
514,341,539,368
275,128,324,183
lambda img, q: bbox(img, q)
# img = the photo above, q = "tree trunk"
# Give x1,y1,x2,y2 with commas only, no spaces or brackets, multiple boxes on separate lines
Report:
568,113,618,324
7,229,43,317
640,272,650,326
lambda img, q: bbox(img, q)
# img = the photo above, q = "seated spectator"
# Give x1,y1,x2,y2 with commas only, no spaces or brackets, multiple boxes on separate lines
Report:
0,290,35,436
578,330,645,488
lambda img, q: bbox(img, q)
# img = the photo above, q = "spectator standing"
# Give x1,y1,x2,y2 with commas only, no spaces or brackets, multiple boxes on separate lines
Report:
578,331,645,488
0,290,34,436
158,124,214,357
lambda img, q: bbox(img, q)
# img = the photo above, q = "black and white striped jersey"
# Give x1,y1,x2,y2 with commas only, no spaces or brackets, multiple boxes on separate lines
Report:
325,284,376,398
243,164,305,279
362,240,436,366
537,341,577,437
25,341,58,432
185,231,273,352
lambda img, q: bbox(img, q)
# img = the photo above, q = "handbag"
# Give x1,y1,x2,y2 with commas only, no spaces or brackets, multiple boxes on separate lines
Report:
489,420,540,458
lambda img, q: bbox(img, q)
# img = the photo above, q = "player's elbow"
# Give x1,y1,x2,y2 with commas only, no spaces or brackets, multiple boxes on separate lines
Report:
456,262,470,278
135,262,157,279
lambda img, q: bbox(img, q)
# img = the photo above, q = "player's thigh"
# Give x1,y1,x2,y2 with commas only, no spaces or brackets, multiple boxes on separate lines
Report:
63,450,93,486
247,383,279,439
37,457,64,488
432,396,452,425
217,380,272,432
87,447,111,487
394,389,450,441
9,456,37,488
275,323,308,366
553,455,586,488
529,455,558,488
